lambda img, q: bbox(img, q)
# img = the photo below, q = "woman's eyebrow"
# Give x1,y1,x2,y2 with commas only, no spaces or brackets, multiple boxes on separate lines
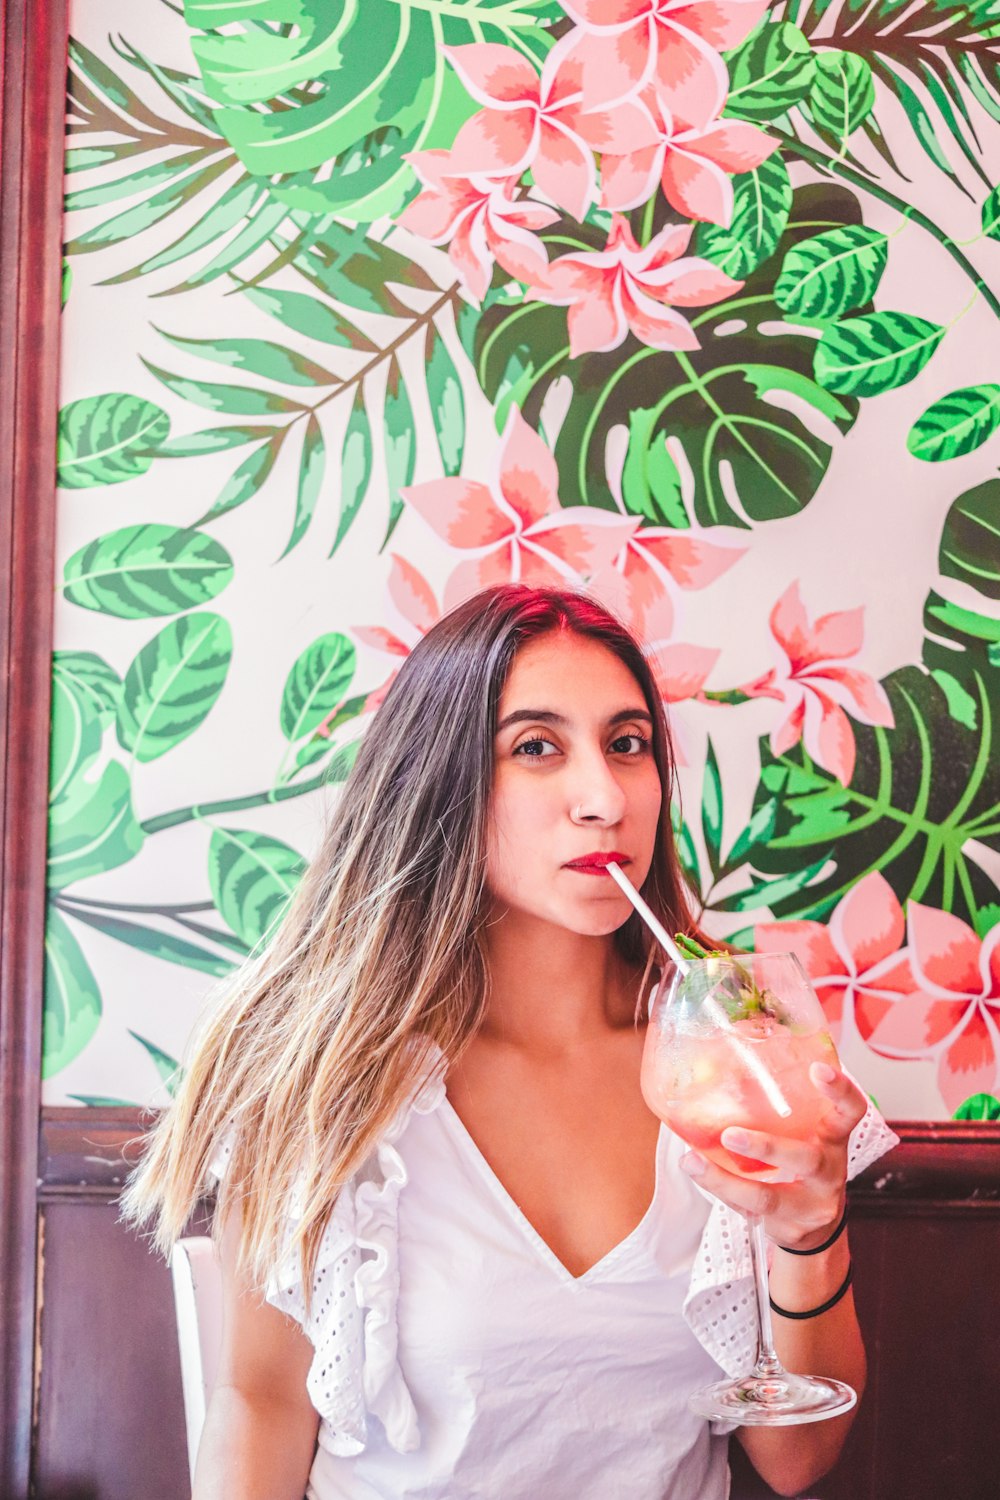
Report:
496,707,653,732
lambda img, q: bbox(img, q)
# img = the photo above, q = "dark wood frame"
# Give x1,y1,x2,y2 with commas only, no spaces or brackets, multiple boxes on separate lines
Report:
0,1,70,1495
0,0,999,1495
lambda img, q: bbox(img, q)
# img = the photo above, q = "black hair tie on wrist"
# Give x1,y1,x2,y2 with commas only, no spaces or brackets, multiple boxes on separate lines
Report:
776,1204,848,1257
769,1262,853,1321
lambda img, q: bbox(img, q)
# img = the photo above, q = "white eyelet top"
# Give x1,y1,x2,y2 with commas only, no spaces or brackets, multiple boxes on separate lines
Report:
207,1045,897,1500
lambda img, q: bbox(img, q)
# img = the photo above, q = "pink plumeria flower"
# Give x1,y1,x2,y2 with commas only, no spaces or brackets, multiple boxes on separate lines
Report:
738,581,894,786
755,872,919,1043
531,213,742,357
401,406,638,612
649,640,719,704
442,35,652,221
859,903,1000,1115
354,556,441,711
398,151,558,302
590,556,720,707
591,524,746,645
601,86,777,225
563,0,770,120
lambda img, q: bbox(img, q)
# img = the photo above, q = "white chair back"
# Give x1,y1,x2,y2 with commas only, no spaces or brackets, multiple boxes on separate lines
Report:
171,1236,224,1485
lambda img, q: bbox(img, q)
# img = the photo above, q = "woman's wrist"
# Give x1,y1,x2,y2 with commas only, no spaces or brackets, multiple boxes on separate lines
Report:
767,1227,852,1316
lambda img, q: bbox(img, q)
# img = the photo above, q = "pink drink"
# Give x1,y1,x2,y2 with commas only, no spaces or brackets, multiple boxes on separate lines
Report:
641,1019,838,1178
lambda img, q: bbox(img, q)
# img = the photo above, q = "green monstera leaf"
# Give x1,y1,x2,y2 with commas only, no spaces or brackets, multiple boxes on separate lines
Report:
922,479,1000,718
208,827,307,949
938,478,1000,600
738,664,1000,927
43,905,102,1078
183,0,561,222
473,184,861,528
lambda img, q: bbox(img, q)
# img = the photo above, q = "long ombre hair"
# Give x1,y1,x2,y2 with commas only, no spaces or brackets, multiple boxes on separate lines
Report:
119,585,703,1308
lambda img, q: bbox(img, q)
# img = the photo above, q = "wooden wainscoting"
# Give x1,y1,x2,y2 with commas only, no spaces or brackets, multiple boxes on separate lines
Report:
31,1114,1000,1500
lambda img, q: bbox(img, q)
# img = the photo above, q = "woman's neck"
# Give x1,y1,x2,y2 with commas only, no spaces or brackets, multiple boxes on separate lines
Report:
478,908,640,1055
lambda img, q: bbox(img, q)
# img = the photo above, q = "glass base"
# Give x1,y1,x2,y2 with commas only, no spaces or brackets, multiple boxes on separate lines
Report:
689,1371,857,1427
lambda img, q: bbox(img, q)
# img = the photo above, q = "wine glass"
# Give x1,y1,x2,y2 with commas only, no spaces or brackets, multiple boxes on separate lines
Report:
642,951,857,1426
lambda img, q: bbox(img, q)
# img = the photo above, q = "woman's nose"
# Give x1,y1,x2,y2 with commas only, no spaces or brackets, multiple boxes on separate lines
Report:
567,753,626,825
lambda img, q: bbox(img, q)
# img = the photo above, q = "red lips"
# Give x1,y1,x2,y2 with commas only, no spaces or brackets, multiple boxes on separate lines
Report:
564,852,630,872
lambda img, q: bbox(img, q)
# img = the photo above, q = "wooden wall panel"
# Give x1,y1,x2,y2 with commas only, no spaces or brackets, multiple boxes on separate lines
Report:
0,2,69,1494
29,1113,1000,1500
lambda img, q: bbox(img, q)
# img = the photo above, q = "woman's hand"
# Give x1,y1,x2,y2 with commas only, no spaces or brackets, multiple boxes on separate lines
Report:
679,1062,868,1249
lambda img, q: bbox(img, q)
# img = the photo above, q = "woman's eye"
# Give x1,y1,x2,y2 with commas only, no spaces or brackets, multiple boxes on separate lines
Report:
611,733,650,755
513,736,557,758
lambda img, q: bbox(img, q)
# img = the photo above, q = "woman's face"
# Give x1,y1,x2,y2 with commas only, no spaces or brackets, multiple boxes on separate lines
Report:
487,630,664,937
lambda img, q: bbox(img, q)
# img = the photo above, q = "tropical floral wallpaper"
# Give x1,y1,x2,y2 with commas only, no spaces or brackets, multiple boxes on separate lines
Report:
48,0,1000,1120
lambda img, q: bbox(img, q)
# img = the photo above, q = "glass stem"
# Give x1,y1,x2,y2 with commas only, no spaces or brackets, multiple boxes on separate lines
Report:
747,1214,783,1376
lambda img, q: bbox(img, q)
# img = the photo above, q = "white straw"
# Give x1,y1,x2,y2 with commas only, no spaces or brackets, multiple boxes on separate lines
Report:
607,862,792,1120
606,862,690,971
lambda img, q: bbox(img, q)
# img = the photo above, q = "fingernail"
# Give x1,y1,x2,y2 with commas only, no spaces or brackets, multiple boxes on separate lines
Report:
681,1152,706,1177
722,1127,749,1150
813,1062,837,1085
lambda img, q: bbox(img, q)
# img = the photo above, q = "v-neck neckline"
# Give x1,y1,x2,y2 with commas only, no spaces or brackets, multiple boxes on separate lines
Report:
438,1093,665,1288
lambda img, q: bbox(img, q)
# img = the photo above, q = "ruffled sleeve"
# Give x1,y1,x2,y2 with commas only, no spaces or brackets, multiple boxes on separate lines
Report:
210,1054,446,1458
683,1094,899,1379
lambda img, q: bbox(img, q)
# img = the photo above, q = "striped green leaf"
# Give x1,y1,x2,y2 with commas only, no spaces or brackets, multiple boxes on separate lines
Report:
983,184,1000,242
331,386,372,555
65,905,235,977
382,357,416,547
64,156,233,255
155,424,278,458
939,479,1000,600
47,759,145,890
810,50,875,144
50,657,109,803
154,327,339,387
814,312,945,396
64,148,212,212
62,524,234,618
281,413,326,559
724,20,816,123
240,284,375,353
208,827,306,949
117,613,232,763
106,176,264,284
426,325,465,478
696,154,792,279
142,359,306,414
51,651,121,724
192,431,287,526
701,739,724,878
954,1093,1000,1121
129,1030,183,1096
57,392,170,488
907,386,1000,463
280,633,357,742
775,225,888,319
42,907,102,1079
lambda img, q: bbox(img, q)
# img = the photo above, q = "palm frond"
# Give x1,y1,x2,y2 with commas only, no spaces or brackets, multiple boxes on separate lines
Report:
796,0,1000,190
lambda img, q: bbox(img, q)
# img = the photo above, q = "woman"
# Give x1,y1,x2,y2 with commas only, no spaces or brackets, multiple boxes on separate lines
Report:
121,585,895,1500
